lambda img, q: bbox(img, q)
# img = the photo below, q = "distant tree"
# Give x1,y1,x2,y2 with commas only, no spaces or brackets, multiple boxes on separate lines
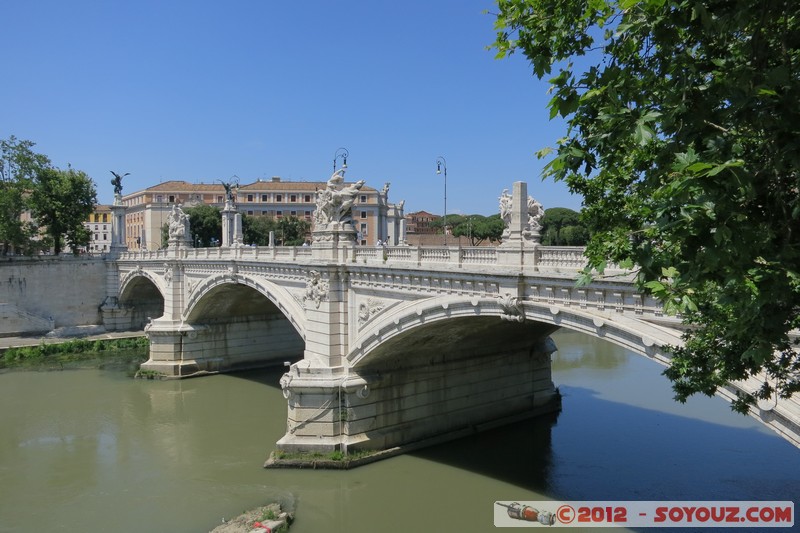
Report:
0,136,51,255
276,216,310,246
450,214,505,246
184,204,222,246
160,223,168,249
541,207,588,246
243,214,277,246
29,166,96,255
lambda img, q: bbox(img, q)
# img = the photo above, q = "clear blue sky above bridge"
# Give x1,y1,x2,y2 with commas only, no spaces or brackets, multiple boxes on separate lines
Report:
1,0,582,215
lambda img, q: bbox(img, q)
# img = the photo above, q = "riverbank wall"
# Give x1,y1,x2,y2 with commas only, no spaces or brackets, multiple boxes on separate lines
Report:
0,255,108,337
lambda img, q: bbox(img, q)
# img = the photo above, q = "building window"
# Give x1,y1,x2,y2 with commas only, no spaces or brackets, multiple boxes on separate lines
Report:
290,210,297,216
217,195,223,203
156,195,163,203
361,211,367,219
247,210,254,215
290,194,297,202
102,214,108,222
304,195,311,202
276,210,282,217
360,195,367,203
103,233,107,240
304,210,311,220
360,223,368,235
247,194,254,202
261,194,268,201
276,194,282,202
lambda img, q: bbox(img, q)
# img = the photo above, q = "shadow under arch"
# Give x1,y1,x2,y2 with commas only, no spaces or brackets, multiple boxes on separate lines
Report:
160,273,307,374
184,272,306,339
347,295,680,371
347,295,799,450
118,271,166,330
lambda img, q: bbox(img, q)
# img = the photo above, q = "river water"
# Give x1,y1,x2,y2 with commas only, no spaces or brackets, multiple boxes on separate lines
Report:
1,330,797,533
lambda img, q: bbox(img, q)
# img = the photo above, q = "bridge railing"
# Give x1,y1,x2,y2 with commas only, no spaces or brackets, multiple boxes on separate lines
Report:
118,245,314,262
353,244,593,272
117,243,606,274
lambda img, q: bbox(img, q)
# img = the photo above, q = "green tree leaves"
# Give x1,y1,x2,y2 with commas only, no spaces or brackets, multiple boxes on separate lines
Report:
492,0,800,408
541,207,589,245
0,136,52,255
448,214,505,246
1,136,97,255
185,204,222,247
30,166,97,255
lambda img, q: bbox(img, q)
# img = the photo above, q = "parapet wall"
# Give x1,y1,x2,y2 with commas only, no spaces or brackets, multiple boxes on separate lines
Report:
0,256,107,336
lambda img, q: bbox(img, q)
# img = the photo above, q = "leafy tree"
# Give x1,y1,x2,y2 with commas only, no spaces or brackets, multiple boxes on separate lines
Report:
0,136,50,255
243,214,277,246
29,166,96,255
492,0,800,410
160,223,169,249
276,216,310,246
541,207,588,246
184,204,222,247
450,214,505,246
559,224,589,246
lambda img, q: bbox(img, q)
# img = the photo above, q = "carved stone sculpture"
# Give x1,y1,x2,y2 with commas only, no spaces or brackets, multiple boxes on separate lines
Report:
313,169,366,228
498,293,525,322
499,189,513,239
498,187,544,243
302,270,329,309
527,196,544,231
167,204,191,241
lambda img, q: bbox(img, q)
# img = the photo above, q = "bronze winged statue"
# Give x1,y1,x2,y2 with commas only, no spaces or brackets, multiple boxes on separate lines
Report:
110,171,130,195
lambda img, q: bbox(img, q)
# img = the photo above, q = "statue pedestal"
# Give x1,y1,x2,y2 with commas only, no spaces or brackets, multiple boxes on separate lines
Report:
497,181,542,270
222,200,242,247
311,223,358,262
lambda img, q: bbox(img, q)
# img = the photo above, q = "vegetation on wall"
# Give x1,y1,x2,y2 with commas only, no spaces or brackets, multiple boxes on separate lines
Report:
1,337,149,371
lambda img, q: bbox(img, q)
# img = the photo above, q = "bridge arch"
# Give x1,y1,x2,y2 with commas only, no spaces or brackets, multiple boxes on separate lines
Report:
184,273,306,339
348,295,680,370
118,270,166,330
144,272,309,374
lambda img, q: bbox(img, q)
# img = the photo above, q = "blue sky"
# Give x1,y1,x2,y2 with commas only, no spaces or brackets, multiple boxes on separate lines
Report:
1,0,581,215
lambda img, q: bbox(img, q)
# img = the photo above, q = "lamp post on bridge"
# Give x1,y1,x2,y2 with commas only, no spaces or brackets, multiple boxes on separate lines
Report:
333,147,349,172
436,156,447,246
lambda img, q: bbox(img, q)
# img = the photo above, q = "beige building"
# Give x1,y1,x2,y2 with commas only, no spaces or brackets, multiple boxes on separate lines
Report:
121,177,405,250
84,205,113,254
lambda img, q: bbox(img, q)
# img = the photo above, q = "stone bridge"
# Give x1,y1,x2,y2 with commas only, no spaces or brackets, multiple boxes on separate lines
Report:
103,181,800,456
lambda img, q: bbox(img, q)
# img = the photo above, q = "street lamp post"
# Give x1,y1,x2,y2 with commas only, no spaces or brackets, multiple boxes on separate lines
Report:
436,156,447,246
333,147,349,172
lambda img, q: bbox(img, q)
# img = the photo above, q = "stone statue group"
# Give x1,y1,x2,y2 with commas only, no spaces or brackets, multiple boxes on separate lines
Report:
167,204,191,241
499,188,544,240
313,168,365,227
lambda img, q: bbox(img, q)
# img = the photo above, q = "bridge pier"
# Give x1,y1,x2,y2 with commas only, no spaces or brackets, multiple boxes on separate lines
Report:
275,336,560,456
